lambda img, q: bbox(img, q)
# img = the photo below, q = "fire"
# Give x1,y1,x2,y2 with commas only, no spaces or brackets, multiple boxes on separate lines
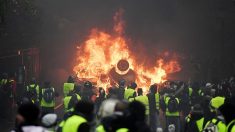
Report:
73,9,181,92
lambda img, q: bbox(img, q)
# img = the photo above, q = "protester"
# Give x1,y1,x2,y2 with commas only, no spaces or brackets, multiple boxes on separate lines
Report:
12,102,45,132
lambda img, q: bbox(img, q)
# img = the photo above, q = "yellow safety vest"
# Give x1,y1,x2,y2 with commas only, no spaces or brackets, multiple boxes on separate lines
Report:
124,88,135,100
210,96,225,109
96,124,106,132
62,115,87,132
27,84,40,97
155,92,160,110
63,94,81,112
165,96,180,116
63,83,75,97
186,115,205,132
40,88,55,107
196,117,205,132
0,79,7,85
204,118,226,132
57,120,65,132
96,125,129,132
132,95,149,115
227,119,235,132
116,128,129,132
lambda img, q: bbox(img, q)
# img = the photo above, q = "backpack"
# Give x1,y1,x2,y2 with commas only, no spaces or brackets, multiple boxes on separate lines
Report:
43,88,55,103
203,119,220,132
167,96,179,112
27,85,38,100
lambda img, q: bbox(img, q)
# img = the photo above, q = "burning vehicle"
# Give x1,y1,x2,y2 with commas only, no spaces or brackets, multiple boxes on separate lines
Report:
73,9,181,92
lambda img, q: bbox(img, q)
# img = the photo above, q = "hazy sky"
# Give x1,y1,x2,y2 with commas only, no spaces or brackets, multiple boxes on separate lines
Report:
1,0,235,81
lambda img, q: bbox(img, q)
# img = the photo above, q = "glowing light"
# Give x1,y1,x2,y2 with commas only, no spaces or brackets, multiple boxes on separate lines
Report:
73,9,181,91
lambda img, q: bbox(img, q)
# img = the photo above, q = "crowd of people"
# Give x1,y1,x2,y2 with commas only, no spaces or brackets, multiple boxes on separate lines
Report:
1,73,235,132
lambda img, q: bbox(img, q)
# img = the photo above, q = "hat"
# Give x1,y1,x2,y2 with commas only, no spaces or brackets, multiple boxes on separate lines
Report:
41,113,57,127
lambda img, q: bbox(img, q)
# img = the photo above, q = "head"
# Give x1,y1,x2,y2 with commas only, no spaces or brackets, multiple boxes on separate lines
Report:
128,101,146,121
17,103,40,125
149,84,157,93
67,76,74,83
137,88,143,96
41,113,57,128
191,82,200,91
118,79,126,87
97,98,120,118
129,82,137,89
2,73,8,79
44,81,51,88
74,100,94,122
114,101,128,113
30,77,36,84
84,81,92,89
205,83,213,88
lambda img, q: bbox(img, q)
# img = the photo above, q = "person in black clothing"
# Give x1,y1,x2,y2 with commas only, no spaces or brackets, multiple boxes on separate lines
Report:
184,104,205,132
219,96,235,131
95,87,106,114
148,84,158,132
117,79,126,100
12,103,45,132
200,95,215,124
81,81,95,101
99,101,129,132
127,101,151,132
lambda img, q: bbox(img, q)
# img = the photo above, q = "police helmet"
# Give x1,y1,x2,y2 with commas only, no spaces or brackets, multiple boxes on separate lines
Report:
84,81,92,88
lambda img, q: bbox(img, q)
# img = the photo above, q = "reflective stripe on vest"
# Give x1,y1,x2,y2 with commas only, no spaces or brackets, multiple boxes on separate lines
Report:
165,96,180,116
155,93,160,110
185,115,191,122
40,88,55,107
62,115,87,132
204,118,223,132
198,89,204,96
116,128,129,132
227,119,235,132
63,94,81,112
189,88,193,97
27,84,40,97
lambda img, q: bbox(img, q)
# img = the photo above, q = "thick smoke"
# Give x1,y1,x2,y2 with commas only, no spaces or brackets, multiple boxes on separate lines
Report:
1,0,235,85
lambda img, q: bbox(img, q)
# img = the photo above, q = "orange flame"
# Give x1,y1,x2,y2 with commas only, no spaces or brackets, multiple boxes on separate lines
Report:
73,9,181,92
